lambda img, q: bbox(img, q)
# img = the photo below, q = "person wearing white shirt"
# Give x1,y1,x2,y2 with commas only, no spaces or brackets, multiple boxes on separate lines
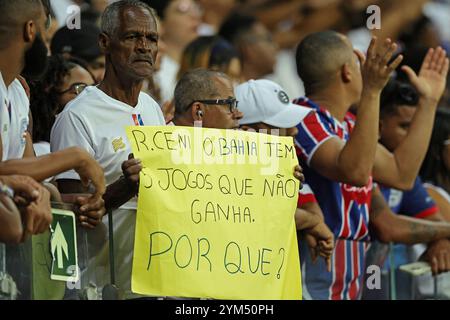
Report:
0,0,106,244
51,1,165,299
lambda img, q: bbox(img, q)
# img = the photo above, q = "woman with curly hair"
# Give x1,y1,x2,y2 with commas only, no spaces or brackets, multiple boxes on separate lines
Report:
29,55,95,156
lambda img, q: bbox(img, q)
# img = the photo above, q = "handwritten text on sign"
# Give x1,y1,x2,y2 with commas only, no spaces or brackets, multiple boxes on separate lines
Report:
127,126,302,300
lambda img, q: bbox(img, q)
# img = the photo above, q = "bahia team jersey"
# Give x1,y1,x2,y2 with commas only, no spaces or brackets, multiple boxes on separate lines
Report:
380,176,438,220
293,97,372,300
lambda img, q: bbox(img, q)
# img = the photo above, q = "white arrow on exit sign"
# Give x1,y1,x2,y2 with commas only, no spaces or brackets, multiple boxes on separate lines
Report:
51,222,69,269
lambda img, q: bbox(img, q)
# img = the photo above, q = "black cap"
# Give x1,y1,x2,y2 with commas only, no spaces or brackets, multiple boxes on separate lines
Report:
50,22,102,63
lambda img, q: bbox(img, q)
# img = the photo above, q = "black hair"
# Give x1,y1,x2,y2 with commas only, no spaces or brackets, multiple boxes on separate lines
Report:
295,30,352,95
178,36,239,79
380,79,419,117
399,15,434,49
219,13,257,45
0,0,43,46
29,55,91,142
396,46,429,82
420,108,450,189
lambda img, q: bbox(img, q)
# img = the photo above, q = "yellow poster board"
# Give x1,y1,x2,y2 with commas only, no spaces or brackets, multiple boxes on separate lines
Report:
126,126,302,300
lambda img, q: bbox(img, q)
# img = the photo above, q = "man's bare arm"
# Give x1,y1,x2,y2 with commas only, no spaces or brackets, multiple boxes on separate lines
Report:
370,187,450,244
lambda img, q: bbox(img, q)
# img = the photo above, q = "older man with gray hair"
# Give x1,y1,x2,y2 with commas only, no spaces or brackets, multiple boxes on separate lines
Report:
51,0,165,298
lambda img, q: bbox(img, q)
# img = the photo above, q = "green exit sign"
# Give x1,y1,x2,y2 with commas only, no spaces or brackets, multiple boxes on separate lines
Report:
50,209,79,283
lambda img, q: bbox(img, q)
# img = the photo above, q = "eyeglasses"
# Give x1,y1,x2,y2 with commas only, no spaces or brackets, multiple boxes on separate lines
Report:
57,83,88,95
187,98,239,113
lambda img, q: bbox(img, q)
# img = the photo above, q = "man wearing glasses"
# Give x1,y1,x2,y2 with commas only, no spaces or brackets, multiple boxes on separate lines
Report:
172,69,243,129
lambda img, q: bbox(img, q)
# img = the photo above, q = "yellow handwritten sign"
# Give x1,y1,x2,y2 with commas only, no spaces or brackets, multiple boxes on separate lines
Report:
126,126,302,300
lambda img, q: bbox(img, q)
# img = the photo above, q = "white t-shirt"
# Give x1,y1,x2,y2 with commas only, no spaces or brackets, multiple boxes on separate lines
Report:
33,141,51,157
51,85,165,209
155,55,179,104
0,73,29,161
50,85,165,298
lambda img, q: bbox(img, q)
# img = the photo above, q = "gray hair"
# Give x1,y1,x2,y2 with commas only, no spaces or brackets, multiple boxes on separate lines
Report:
174,69,229,116
100,0,156,36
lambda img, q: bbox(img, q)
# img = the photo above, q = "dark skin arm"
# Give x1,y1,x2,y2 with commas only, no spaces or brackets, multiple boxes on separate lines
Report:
413,199,450,275
0,193,23,244
0,147,105,196
0,175,53,242
370,187,450,245
296,200,334,271
0,147,106,229
58,154,141,226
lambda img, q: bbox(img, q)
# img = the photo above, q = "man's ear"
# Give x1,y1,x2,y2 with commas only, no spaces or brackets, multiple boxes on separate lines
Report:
191,102,204,121
23,20,36,44
99,32,110,54
341,63,352,83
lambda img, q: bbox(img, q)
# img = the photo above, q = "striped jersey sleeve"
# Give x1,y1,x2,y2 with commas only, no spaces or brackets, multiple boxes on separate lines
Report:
295,110,337,166
297,183,317,207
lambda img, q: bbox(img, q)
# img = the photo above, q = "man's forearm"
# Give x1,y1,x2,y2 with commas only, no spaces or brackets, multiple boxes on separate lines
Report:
103,177,137,211
0,147,85,182
295,208,322,230
338,89,380,181
391,214,450,245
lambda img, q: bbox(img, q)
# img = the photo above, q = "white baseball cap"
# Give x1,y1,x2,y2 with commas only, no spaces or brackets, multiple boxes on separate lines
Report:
235,79,311,128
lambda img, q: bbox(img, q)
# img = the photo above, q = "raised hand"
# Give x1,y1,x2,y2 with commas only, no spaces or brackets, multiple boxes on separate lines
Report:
401,47,449,103
357,37,403,92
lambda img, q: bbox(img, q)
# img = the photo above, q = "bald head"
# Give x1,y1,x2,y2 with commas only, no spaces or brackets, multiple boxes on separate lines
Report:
296,31,354,95
0,0,44,46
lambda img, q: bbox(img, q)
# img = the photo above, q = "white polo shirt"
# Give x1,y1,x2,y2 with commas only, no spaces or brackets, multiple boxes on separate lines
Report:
0,73,30,161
